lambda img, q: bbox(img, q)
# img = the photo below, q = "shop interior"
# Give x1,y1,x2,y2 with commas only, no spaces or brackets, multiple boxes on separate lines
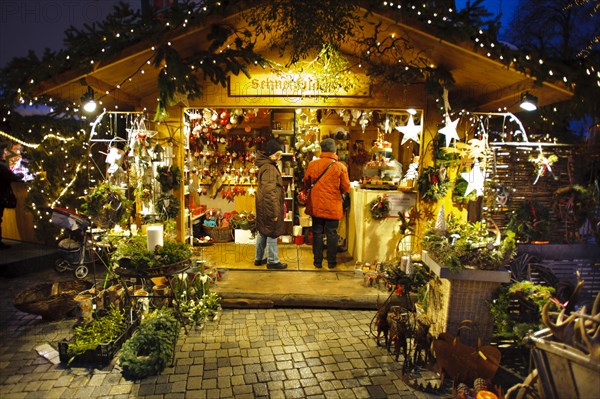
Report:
183,107,423,270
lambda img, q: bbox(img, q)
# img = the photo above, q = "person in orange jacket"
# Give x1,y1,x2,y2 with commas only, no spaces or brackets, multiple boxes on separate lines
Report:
303,138,351,269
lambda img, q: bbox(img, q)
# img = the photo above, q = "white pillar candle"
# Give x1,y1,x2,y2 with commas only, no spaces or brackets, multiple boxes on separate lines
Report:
147,225,164,251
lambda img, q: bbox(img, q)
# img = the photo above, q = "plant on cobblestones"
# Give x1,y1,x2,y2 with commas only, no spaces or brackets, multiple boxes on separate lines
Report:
171,271,222,327
119,310,179,380
64,306,128,364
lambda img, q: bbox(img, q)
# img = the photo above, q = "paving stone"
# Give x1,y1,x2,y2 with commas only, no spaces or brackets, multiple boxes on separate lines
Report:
252,382,269,397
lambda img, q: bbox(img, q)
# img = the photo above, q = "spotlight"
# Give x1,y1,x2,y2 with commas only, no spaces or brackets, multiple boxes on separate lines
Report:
81,86,97,113
519,92,538,111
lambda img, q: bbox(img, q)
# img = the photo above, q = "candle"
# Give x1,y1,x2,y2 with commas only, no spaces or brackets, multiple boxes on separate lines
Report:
147,225,164,251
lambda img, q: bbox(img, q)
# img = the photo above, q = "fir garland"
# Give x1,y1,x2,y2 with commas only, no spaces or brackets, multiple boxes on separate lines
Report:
368,195,390,220
119,310,180,380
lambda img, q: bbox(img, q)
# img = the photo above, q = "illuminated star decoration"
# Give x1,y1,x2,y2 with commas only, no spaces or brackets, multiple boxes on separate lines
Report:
460,160,485,197
438,115,460,147
247,186,256,196
396,116,422,145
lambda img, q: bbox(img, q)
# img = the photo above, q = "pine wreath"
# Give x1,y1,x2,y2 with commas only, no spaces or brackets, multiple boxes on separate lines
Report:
119,311,179,380
369,195,390,220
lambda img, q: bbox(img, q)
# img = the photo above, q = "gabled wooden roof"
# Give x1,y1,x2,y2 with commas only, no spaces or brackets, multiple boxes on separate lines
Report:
35,4,572,113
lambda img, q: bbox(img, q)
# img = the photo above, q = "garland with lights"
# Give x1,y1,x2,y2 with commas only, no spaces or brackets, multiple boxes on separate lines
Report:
0,0,595,243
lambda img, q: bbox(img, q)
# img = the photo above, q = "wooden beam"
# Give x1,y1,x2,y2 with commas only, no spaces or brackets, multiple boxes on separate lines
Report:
84,75,141,108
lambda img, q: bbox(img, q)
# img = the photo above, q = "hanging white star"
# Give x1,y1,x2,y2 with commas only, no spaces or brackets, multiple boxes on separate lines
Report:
247,186,256,196
438,116,460,147
461,161,485,197
395,116,422,145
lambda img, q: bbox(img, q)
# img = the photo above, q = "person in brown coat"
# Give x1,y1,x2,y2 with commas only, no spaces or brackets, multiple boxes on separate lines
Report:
0,142,23,250
254,139,287,270
303,138,351,268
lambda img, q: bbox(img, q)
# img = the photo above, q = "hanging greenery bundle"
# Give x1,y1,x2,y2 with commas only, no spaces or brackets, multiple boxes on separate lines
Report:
418,166,451,201
368,195,390,220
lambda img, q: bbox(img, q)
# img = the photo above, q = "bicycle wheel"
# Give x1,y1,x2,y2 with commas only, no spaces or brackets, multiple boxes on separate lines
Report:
55,259,70,273
74,265,89,279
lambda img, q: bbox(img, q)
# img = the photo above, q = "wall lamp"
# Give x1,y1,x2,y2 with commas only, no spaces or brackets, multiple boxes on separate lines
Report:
81,86,97,113
519,92,538,111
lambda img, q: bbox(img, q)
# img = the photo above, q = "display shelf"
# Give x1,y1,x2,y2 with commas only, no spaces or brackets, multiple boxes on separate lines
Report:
273,129,294,136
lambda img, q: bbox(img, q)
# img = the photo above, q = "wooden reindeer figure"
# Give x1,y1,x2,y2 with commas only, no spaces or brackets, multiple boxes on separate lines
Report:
374,302,392,347
388,309,409,362
413,316,433,366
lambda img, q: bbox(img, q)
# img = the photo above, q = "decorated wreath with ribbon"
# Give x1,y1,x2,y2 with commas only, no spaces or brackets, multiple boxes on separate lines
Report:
369,195,390,220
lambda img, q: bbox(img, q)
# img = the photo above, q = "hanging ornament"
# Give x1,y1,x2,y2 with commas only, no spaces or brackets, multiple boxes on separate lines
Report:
529,147,558,184
396,115,422,145
438,115,460,147
460,160,485,197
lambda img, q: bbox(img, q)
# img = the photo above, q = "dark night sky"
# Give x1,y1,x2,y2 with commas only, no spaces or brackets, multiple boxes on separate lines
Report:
0,0,139,68
0,0,519,69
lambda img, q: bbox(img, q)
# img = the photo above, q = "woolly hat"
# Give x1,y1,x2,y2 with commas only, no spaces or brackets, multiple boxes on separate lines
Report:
264,139,283,156
320,138,337,153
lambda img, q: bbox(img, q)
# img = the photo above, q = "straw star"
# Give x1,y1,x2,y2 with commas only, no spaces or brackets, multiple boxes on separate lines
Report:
396,116,422,145
438,116,460,147
461,161,485,197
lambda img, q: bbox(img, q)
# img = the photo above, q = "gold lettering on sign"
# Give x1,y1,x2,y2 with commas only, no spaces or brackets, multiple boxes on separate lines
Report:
228,73,371,98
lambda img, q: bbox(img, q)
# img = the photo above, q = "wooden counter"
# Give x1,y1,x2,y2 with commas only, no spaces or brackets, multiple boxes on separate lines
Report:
347,188,416,263
2,182,38,243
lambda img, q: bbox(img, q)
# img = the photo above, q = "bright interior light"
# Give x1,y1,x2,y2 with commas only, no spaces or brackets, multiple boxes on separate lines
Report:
520,92,538,111
83,100,97,113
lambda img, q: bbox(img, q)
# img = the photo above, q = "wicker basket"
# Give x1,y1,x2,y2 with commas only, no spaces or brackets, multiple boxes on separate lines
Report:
203,226,233,243
14,280,93,320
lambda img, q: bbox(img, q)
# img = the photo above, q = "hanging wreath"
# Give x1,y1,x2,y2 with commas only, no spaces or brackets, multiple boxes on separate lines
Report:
418,166,451,201
369,195,390,220
156,165,182,191
156,193,180,220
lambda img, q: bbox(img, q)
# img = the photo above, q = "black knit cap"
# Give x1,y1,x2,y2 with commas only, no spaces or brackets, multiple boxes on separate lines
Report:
264,139,282,156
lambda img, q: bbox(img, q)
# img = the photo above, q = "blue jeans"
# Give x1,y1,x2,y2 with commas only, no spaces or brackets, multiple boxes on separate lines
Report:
312,217,339,266
255,231,280,264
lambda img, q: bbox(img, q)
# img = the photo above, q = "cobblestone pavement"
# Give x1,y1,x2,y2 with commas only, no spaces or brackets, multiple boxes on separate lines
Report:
0,269,448,399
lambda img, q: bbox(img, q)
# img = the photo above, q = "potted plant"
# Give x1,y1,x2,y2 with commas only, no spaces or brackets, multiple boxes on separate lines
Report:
58,306,134,367
419,212,516,345
111,235,192,276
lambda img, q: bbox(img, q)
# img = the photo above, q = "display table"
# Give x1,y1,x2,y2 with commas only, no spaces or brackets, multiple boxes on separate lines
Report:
347,188,416,263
